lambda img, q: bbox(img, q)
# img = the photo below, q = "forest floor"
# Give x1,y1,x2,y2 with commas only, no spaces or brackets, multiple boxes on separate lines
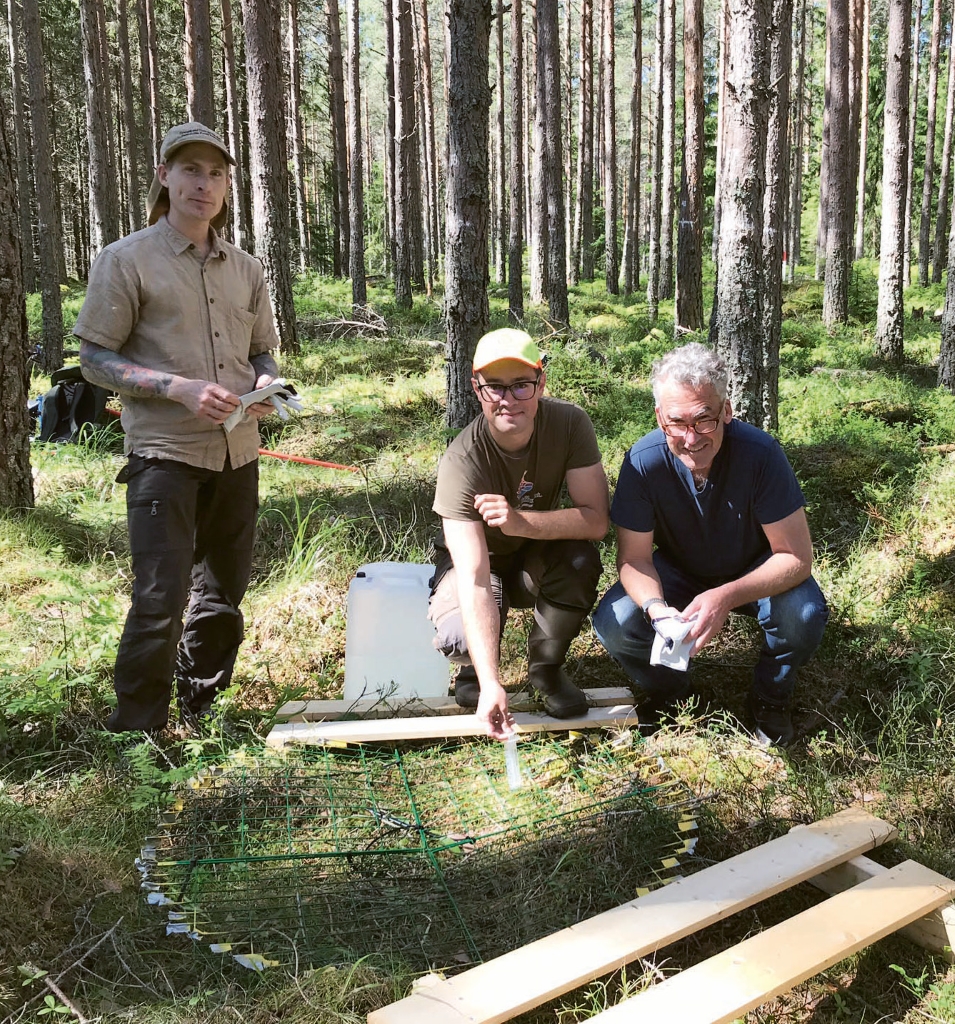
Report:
5,266,955,1022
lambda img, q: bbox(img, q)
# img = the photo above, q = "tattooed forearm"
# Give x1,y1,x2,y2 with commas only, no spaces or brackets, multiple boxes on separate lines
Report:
250,351,280,379
79,340,175,398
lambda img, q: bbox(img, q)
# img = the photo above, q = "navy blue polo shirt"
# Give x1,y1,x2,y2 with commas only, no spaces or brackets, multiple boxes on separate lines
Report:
611,419,805,583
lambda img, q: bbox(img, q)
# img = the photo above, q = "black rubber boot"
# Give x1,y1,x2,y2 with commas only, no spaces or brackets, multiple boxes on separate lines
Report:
526,599,589,719
453,665,480,709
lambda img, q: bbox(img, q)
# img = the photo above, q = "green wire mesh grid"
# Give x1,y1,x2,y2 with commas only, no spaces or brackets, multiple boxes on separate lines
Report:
138,733,700,973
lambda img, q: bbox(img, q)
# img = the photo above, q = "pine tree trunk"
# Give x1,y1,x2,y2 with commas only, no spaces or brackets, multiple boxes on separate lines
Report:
622,0,642,294
646,0,664,319
494,0,507,285
903,0,923,288
117,0,143,232
347,0,366,309
241,0,298,353
6,0,36,293
0,89,33,511
541,0,568,322
845,0,864,255
659,0,676,299
508,0,526,322
823,0,850,327
393,0,422,305
933,12,955,282
876,0,912,364
676,0,704,332
853,0,871,260
787,0,807,280
939,208,955,386
327,0,348,276
20,0,64,372
918,0,943,285
571,0,593,283
137,0,162,166
288,0,310,271
712,0,728,262
416,0,440,269
602,0,619,295
221,0,250,249
815,23,830,281
564,0,573,282
184,0,215,126
445,0,490,429
762,0,793,429
715,0,770,425
383,0,396,274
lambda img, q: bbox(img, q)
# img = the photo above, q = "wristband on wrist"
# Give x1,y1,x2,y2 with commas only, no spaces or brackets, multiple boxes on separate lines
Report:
641,597,667,617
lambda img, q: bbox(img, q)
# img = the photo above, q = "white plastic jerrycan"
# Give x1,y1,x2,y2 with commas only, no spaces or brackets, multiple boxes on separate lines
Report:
342,562,451,701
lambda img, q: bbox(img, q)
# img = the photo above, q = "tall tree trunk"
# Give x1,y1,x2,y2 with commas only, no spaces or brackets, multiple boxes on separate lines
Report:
823,0,851,327
903,0,923,288
327,0,348,276
117,0,144,232
564,0,573,281
20,0,64,372
445,0,490,429
762,0,793,429
918,0,943,285
80,0,121,256
184,0,215,125
139,0,162,165
0,88,33,511
241,0,299,353
853,0,871,260
288,0,310,271
416,0,440,270
647,0,664,319
384,0,396,274
602,0,619,295
529,3,547,304
712,0,728,262
845,0,864,255
659,0,676,299
221,0,249,249
347,0,366,309
6,0,36,292
815,21,831,281
677,0,704,332
876,0,913,364
571,0,594,283
540,0,568,322
393,0,423,304
622,0,642,294
715,0,770,425
508,0,525,321
787,0,807,280
933,10,955,282
412,7,435,294
494,0,507,284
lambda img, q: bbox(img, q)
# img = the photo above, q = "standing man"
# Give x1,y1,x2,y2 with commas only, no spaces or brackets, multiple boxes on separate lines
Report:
74,122,280,733
430,329,609,739
593,343,828,745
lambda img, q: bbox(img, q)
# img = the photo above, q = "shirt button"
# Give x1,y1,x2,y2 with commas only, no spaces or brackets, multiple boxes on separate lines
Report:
214,331,220,337
218,363,224,369
210,298,215,303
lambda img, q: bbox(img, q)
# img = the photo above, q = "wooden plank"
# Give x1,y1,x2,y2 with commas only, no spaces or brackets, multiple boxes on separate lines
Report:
266,705,638,748
588,859,955,1024
275,688,635,722
366,808,896,1024
809,854,955,963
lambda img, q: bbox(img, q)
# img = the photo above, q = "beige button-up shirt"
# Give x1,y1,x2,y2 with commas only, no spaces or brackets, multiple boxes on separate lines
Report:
73,217,279,471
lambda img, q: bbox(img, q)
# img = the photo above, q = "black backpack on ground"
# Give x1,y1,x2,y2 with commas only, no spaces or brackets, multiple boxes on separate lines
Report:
31,365,114,443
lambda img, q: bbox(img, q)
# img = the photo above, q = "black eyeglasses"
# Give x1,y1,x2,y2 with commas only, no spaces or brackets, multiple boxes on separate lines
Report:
474,376,541,402
660,415,721,438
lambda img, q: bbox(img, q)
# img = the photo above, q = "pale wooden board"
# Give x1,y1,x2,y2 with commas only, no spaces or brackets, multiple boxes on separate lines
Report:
275,687,635,722
809,853,955,963
587,859,955,1024
266,705,638,747
366,808,896,1024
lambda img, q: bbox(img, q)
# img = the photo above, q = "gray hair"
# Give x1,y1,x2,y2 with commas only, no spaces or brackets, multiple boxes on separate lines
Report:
650,343,729,405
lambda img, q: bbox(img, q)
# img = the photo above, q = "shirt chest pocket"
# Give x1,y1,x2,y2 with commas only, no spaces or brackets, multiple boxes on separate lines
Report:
231,307,257,348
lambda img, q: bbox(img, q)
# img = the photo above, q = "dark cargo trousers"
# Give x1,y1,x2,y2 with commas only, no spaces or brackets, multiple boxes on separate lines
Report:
108,454,258,732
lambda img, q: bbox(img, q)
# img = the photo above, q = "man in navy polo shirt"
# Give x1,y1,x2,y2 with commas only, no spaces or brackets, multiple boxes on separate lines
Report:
592,343,828,745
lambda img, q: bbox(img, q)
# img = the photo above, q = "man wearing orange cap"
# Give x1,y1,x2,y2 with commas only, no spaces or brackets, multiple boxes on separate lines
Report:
430,328,609,739
74,122,280,734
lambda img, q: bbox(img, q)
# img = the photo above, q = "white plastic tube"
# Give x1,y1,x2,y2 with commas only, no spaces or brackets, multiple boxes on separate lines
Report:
503,733,523,790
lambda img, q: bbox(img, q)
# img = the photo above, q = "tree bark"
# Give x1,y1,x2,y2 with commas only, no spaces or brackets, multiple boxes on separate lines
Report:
876,0,912,365
347,0,366,309
715,0,770,425
933,9,955,281
823,0,851,327
184,0,215,126
529,3,547,304
241,0,298,353
444,0,490,429
539,0,568,321
571,0,594,283
508,0,525,321
393,0,423,305
647,0,664,319
384,0,396,274
659,0,676,299
918,0,943,285
138,0,162,166
327,0,349,276
0,87,33,511
20,0,64,372
853,0,871,260
416,0,440,270
288,0,310,271
903,0,923,288
712,0,728,262
221,0,250,249
622,0,642,294
6,0,36,293
787,0,807,280
494,0,507,284
117,0,144,232
602,0,619,295
677,0,704,332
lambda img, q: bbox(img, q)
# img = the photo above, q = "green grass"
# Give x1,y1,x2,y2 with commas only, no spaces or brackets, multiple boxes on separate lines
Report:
7,273,955,1022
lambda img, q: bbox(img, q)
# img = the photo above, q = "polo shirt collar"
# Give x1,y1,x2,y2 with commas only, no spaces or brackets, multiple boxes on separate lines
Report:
157,215,227,260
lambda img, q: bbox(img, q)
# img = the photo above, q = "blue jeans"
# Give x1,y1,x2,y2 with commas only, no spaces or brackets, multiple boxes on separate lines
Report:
592,553,829,706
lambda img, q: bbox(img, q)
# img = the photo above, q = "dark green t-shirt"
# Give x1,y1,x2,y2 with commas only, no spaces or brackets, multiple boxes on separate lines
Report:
433,397,602,565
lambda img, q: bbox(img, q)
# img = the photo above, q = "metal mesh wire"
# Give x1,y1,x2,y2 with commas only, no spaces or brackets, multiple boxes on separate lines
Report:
139,734,699,972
